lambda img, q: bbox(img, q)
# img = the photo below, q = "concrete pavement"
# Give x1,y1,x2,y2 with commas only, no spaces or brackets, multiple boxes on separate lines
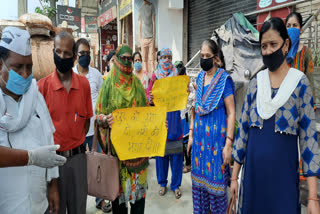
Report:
86,159,313,214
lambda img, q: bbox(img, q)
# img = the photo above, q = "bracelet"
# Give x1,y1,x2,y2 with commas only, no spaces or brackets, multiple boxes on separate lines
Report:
230,177,238,181
226,136,234,142
307,197,319,201
189,128,193,131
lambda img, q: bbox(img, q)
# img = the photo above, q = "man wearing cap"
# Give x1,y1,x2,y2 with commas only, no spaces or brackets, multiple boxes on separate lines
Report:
0,27,66,214
38,31,93,214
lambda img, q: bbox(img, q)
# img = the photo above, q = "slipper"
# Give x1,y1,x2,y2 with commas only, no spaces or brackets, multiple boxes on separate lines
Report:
96,200,112,213
183,165,191,173
174,188,182,199
159,186,167,196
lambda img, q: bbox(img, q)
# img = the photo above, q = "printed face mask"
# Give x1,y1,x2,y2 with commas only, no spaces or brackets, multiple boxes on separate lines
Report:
134,62,142,71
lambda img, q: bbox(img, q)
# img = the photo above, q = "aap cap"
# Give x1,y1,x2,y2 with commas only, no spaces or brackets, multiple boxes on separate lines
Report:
0,27,31,56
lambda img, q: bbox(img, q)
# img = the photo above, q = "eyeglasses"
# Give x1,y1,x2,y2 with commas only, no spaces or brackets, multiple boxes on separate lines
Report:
119,55,133,62
161,55,172,60
78,51,90,56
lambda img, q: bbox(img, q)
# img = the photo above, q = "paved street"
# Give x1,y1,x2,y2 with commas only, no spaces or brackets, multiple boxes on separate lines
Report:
86,158,193,214
85,159,319,214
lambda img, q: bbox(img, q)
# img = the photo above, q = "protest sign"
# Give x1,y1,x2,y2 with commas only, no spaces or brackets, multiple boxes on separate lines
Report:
111,107,167,160
152,76,190,112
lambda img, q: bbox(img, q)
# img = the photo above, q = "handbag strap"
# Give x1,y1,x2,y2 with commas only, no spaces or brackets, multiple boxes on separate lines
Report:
92,123,99,152
106,127,111,156
93,123,111,156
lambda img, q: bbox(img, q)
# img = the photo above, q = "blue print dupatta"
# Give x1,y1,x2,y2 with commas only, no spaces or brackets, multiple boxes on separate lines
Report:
195,69,229,116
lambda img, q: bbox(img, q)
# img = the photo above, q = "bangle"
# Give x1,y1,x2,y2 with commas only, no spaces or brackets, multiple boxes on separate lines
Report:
189,128,193,131
307,197,319,201
230,177,238,181
226,136,234,142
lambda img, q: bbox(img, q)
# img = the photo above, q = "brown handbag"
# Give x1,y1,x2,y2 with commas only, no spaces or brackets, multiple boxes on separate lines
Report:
227,193,237,214
86,125,119,201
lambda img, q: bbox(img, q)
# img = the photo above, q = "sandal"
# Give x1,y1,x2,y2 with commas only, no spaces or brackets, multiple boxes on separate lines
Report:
174,188,182,199
183,165,191,173
96,200,112,213
159,186,167,196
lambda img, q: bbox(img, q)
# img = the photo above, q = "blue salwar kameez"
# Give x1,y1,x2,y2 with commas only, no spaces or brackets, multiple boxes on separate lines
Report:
156,111,184,191
233,74,320,214
191,69,234,214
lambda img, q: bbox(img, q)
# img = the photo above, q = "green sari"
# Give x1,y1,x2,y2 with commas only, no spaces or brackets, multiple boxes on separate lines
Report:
95,44,149,205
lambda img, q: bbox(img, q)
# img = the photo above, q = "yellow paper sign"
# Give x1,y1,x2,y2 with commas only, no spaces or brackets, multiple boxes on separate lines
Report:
152,76,190,112
111,107,167,160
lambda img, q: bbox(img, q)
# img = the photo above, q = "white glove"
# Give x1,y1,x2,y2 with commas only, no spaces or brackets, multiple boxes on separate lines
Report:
27,145,67,168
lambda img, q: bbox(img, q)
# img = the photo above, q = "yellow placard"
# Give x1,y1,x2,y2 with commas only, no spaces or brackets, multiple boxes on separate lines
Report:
152,76,190,112
110,107,167,160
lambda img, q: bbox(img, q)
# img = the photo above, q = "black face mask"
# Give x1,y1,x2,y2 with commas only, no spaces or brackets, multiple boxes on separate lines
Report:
262,42,286,72
200,56,214,72
54,51,74,73
78,55,91,68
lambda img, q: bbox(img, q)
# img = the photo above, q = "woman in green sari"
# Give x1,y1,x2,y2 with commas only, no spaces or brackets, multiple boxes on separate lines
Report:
95,44,149,214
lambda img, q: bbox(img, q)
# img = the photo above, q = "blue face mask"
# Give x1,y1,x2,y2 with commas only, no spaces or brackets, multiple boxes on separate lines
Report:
5,68,33,95
134,62,142,71
286,27,300,64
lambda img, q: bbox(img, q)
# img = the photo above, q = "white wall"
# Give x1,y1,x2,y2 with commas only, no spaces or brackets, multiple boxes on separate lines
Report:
158,0,183,62
0,0,18,20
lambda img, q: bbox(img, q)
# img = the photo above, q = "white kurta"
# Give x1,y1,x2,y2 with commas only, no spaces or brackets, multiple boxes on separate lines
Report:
73,65,103,137
0,84,59,214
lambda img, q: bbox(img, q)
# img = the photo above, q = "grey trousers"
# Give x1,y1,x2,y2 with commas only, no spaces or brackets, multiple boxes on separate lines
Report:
57,153,88,214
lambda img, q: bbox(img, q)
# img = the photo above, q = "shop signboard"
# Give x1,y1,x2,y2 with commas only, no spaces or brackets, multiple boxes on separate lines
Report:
99,0,117,16
57,5,81,32
120,0,132,20
98,6,117,27
85,16,98,33
81,17,85,32
256,0,292,30
103,44,115,55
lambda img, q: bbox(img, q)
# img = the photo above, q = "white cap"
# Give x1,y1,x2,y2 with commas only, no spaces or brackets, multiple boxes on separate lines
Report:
0,27,31,56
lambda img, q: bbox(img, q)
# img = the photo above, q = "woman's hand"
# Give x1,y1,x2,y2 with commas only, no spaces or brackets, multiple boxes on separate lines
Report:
165,120,168,129
149,91,154,105
308,200,320,214
187,134,193,157
230,179,239,200
193,83,198,91
106,114,114,128
222,145,232,165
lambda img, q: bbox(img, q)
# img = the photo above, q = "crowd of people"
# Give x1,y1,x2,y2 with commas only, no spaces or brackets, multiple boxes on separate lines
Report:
0,11,319,214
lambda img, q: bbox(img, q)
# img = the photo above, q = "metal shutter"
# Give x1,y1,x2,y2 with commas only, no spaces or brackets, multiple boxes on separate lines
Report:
187,0,257,61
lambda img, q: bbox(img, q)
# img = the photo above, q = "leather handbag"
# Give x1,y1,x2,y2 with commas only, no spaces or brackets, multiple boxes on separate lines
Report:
227,193,237,214
86,125,119,201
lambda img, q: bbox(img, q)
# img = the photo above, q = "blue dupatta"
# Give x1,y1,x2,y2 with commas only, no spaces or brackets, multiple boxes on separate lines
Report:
195,69,230,116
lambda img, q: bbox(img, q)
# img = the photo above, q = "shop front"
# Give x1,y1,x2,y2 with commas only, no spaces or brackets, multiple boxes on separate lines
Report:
98,0,118,73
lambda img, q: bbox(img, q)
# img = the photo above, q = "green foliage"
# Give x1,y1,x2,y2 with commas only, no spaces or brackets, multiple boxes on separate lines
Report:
35,0,57,19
